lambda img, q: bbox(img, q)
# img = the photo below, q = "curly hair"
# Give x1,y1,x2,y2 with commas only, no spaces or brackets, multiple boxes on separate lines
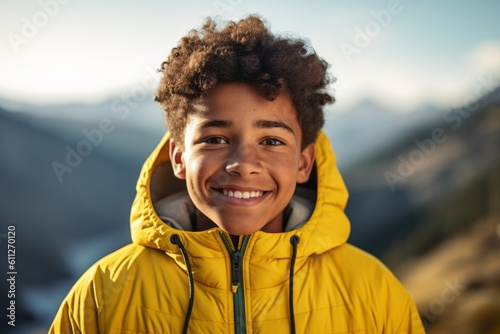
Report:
154,15,334,148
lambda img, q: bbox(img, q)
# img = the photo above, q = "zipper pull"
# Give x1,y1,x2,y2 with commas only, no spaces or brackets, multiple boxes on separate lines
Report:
231,251,242,293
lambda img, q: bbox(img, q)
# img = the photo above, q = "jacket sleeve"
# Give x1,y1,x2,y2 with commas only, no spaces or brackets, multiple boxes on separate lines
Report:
49,267,101,334
381,267,426,334
394,294,426,334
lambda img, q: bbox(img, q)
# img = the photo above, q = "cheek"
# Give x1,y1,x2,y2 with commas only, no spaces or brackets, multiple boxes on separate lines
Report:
268,160,299,183
187,156,202,173
184,155,204,186
193,151,232,186
266,150,301,171
186,155,224,191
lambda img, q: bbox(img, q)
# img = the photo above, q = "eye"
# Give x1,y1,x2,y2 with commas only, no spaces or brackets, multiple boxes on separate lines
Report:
261,137,284,146
204,136,228,145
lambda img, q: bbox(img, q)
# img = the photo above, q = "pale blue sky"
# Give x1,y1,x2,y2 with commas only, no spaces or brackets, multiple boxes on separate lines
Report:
1,0,499,111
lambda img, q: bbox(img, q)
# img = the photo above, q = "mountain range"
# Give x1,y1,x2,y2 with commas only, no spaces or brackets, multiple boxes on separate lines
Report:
0,86,498,332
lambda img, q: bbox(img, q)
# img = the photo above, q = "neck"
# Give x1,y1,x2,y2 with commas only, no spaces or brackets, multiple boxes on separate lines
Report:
193,210,242,250
194,209,217,231
193,209,284,249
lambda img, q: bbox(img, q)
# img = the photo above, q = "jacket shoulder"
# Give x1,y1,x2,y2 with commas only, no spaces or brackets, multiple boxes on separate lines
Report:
67,243,164,286
89,243,163,273
327,243,410,298
334,243,396,275
49,244,170,333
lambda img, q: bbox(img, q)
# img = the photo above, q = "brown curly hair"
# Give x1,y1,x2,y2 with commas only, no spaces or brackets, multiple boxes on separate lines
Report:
154,15,334,148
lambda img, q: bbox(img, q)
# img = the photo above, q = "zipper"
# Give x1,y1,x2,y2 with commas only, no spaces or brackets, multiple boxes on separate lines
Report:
220,232,250,334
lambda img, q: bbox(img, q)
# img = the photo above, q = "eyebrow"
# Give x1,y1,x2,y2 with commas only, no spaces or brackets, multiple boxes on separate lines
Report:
254,120,294,134
197,118,294,134
198,119,233,130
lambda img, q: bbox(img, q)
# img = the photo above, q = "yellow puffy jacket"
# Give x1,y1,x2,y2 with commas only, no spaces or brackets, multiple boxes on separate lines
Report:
50,131,425,333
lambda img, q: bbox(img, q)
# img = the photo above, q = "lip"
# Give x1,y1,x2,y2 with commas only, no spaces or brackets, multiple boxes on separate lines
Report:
210,187,271,206
215,185,268,192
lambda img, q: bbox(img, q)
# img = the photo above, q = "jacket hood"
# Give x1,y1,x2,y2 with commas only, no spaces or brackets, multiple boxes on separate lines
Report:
130,131,350,259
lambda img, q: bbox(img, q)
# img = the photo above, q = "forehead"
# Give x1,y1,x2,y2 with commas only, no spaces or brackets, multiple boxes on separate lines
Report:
191,83,299,123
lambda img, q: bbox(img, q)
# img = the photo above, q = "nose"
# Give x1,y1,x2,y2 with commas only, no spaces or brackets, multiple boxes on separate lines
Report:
225,143,262,176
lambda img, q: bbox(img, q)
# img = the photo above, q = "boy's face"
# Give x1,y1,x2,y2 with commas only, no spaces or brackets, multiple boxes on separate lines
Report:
170,83,315,236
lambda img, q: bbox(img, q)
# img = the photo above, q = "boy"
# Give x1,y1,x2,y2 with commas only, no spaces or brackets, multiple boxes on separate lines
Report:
51,16,425,333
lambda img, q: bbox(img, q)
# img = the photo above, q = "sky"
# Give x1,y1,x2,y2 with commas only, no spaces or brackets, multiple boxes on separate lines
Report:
1,0,499,112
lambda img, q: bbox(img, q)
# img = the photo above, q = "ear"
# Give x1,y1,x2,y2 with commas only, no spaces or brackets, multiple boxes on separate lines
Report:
169,140,186,180
297,143,316,184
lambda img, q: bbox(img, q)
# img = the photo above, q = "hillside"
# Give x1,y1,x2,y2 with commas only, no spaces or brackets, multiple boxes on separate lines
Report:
340,86,500,333
342,87,500,267
0,108,161,332
398,217,500,333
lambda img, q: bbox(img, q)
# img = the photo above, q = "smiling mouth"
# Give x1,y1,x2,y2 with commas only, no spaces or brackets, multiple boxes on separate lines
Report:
215,188,266,199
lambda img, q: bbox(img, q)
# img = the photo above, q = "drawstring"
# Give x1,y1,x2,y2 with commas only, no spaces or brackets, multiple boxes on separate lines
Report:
289,235,300,334
171,234,195,334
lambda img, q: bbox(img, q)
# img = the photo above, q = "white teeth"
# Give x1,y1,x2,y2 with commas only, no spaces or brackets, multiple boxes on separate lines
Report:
221,189,263,198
